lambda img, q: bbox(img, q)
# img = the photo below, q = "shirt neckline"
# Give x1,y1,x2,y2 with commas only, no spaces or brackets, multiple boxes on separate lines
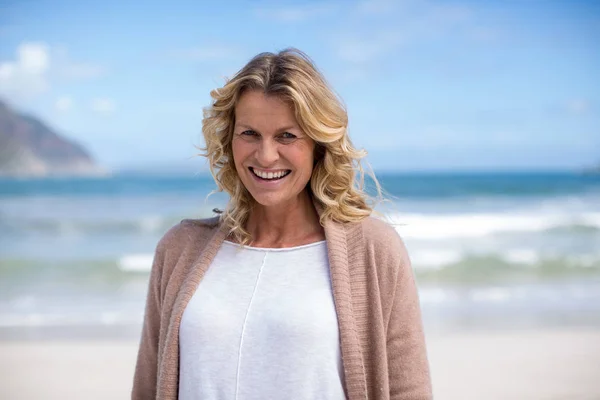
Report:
222,239,327,252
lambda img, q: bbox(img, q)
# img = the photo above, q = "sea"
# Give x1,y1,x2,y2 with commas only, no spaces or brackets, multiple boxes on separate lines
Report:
1,171,599,339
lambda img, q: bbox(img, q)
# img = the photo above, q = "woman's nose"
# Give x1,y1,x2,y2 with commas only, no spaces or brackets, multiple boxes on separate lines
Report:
256,139,279,166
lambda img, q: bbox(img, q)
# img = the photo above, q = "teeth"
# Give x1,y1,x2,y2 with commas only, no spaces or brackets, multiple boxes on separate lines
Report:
252,168,288,180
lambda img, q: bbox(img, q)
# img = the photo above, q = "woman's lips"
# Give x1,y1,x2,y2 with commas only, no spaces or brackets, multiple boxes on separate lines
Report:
248,167,292,185
249,167,291,181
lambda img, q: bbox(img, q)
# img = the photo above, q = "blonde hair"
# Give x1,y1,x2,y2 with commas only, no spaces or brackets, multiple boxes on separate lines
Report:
201,48,382,244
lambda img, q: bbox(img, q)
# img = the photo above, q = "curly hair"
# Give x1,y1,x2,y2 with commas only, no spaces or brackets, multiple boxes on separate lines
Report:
201,48,382,244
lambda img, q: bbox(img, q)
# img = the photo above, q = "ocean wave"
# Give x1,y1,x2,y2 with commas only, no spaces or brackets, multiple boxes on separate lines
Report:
412,251,600,283
118,254,154,272
4,210,600,240
388,211,600,240
0,253,156,282
2,248,600,287
418,283,600,305
0,257,149,280
0,310,142,327
0,215,181,236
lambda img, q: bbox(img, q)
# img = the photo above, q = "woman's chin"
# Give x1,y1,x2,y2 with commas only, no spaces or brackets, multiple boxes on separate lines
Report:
248,189,311,209
249,193,287,208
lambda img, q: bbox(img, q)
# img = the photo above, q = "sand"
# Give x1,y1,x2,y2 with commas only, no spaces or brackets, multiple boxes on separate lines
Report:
1,328,599,400
427,329,600,400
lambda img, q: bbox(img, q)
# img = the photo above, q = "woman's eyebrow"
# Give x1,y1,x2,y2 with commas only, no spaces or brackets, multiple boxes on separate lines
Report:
235,123,257,131
276,125,299,133
235,123,300,133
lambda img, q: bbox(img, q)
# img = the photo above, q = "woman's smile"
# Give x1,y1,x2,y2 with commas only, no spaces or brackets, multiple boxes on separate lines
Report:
246,167,293,189
249,167,292,182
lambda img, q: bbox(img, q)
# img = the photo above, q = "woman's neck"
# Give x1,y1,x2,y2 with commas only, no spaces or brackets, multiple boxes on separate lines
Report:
244,190,325,248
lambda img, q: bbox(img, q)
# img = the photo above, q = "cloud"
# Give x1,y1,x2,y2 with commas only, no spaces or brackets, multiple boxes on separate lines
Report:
0,42,51,101
334,30,404,64
17,43,50,74
91,98,115,114
330,1,473,80
254,3,336,22
55,96,73,112
0,42,106,104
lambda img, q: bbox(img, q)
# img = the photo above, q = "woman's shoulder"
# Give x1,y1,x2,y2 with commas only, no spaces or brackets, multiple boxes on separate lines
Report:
146,217,222,285
155,216,221,252
356,215,410,265
359,215,405,246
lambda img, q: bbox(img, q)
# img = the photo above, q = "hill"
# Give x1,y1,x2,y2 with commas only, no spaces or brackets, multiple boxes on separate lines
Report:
0,100,105,177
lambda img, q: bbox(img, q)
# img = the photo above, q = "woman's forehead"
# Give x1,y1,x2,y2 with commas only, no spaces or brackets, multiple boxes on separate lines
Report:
236,90,292,112
235,91,299,130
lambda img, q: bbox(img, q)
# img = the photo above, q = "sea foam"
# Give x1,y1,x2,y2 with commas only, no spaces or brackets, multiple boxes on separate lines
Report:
118,254,154,272
388,211,600,240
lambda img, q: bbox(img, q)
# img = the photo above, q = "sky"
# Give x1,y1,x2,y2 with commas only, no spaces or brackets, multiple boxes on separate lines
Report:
0,0,598,172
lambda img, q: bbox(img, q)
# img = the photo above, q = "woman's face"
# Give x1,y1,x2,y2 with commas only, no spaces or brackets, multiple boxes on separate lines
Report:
232,90,315,209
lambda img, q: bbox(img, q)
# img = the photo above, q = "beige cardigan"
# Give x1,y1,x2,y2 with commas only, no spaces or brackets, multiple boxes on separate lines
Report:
132,214,432,400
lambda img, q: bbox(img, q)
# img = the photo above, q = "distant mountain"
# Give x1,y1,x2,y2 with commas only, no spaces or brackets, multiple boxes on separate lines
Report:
0,99,106,177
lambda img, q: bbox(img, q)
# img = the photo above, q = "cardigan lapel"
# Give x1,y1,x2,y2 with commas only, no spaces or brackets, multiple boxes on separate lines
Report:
158,220,230,400
322,216,368,400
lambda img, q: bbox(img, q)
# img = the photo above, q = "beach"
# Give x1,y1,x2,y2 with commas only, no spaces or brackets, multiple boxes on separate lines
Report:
1,173,599,399
2,328,600,399
427,328,600,399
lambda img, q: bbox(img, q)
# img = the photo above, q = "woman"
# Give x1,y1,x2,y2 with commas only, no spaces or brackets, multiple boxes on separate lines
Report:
132,48,432,400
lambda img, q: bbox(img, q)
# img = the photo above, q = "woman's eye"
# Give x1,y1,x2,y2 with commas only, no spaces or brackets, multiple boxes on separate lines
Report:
280,132,297,140
239,130,261,140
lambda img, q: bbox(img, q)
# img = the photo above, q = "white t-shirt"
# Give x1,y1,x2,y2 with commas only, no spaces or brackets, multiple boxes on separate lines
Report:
179,240,346,400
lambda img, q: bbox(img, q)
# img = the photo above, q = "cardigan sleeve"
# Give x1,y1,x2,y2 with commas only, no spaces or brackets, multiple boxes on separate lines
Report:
131,239,166,400
387,241,433,399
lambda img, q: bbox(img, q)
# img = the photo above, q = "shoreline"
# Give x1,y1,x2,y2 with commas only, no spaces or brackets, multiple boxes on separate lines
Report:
3,315,600,341
1,327,599,399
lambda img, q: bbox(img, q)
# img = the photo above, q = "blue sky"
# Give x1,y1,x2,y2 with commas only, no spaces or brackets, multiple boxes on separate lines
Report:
1,0,598,171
